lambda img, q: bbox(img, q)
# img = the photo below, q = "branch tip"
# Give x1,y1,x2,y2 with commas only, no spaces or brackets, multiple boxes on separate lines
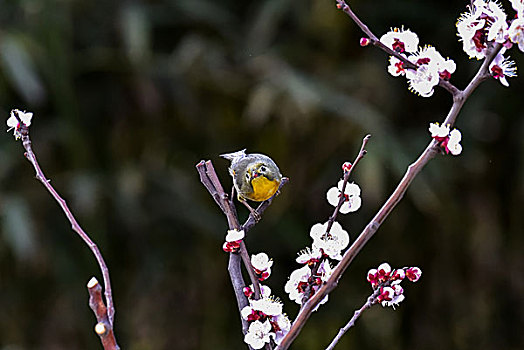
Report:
87,277,99,289
95,322,108,336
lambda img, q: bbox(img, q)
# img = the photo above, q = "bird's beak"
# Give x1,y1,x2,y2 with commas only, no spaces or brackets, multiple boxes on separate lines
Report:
253,172,260,178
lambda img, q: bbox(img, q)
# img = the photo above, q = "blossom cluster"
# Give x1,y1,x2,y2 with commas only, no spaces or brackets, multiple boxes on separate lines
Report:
380,28,456,97
367,262,422,309
6,109,33,140
285,163,361,308
457,0,521,86
241,252,290,349
375,1,524,96
428,122,463,156
241,295,291,348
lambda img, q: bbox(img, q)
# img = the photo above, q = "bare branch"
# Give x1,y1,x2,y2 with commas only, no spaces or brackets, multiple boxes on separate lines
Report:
12,113,119,349
325,289,379,350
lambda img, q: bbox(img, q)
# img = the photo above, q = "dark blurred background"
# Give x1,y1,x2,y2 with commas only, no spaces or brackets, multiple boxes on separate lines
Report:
1,0,523,349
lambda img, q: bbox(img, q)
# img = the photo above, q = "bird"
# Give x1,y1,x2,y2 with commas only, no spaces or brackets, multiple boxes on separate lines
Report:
221,149,283,219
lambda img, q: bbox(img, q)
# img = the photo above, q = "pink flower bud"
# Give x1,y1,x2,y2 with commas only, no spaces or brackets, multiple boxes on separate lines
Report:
360,37,371,47
243,286,254,298
377,286,394,303
223,240,241,253
405,267,422,282
367,268,379,286
391,269,405,281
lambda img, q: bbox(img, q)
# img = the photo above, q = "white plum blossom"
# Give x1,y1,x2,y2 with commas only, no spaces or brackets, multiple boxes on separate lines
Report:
260,285,271,298
241,295,290,348
285,265,311,304
457,0,509,59
382,284,406,309
406,57,438,97
447,129,463,156
7,109,33,139
225,229,244,242
310,221,350,260
223,229,245,252
377,286,395,306
429,122,463,156
508,18,524,52
427,48,456,80
249,297,283,317
243,284,272,299
326,180,362,213
296,246,322,265
382,32,455,96
487,15,508,44
271,313,291,345
317,259,333,282
251,253,273,272
406,46,449,97
486,1,508,44
387,56,407,77
380,27,419,53
457,5,487,59
244,320,273,349
428,122,450,139
489,49,517,87
284,262,330,307
510,0,524,16
241,305,254,320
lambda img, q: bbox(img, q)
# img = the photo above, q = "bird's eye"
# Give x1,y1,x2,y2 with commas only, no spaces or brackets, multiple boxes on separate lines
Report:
259,165,267,173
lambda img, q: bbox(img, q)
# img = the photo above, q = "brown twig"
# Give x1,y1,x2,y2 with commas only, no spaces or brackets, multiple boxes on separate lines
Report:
87,278,120,350
325,289,380,350
274,18,504,350
12,111,118,349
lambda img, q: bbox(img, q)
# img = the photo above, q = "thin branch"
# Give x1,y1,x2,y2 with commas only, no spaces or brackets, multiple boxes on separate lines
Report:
325,135,370,235
325,289,379,350
300,135,370,306
335,0,461,95
12,112,118,349
274,19,504,350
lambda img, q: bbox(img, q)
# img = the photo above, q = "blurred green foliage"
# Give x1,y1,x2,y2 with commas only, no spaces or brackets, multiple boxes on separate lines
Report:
1,0,523,349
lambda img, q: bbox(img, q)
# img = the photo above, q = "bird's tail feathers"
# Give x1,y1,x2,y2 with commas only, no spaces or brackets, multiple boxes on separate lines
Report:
220,149,247,162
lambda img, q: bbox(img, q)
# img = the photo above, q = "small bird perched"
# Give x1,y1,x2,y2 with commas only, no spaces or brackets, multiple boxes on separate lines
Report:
221,149,283,218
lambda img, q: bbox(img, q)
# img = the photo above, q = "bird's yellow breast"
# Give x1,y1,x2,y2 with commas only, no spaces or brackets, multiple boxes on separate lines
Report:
248,176,280,202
